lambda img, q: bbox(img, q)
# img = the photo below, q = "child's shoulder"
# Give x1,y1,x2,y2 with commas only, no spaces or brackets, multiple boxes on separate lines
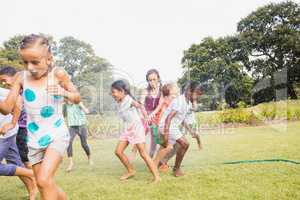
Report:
14,71,25,85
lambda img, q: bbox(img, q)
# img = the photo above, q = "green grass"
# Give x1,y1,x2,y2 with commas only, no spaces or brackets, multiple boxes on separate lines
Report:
1,122,300,200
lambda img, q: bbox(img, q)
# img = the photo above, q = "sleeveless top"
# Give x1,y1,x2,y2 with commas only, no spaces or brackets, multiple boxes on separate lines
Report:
144,87,161,113
22,67,69,149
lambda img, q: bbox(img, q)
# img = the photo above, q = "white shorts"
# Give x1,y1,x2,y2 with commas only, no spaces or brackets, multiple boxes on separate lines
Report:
28,136,69,165
160,126,183,145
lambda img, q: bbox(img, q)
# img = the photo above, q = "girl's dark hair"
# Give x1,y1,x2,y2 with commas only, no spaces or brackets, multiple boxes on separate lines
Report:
0,66,17,76
146,68,162,90
20,34,51,53
161,83,174,97
111,80,134,99
182,81,202,94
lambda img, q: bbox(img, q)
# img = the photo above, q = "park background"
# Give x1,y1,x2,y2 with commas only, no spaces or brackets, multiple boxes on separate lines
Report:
0,1,299,200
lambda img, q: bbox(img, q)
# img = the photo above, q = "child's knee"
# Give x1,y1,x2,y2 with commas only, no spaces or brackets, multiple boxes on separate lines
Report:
114,149,123,157
36,174,53,189
166,145,174,152
181,141,189,150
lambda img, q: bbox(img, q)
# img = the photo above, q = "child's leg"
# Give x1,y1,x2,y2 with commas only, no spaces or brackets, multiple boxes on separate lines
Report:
4,136,38,200
153,144,173,167
115,141,135,180
66,127,77,172
78,126,92,162
160,143,178,165
16,128,30,167
33,148,67,200
129,144,138,162
136,143,160,182
149,129,157,158
173,137,189,177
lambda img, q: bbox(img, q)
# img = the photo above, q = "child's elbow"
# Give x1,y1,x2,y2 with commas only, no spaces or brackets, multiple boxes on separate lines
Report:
0,103,13,115
73,94,81,104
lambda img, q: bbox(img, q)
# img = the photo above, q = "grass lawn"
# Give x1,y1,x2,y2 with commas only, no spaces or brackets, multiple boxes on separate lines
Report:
1,122,300,200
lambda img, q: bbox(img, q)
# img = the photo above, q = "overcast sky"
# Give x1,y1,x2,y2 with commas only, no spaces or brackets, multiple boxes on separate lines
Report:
1,0,284,86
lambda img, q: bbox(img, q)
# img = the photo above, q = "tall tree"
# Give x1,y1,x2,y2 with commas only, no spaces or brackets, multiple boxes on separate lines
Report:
180,36,253,108
237,1,300,100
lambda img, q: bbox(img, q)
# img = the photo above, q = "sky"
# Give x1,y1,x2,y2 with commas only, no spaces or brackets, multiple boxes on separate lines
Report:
1,0,284,87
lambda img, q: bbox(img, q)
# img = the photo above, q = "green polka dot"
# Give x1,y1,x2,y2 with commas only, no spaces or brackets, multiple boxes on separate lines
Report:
24,89,36,102
53,95,63,100
38,135,52,147
54,118,63,128
40,106,54,118
27,122,39,133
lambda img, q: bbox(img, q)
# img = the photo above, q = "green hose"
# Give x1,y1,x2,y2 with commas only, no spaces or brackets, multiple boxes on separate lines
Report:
223,159,300,165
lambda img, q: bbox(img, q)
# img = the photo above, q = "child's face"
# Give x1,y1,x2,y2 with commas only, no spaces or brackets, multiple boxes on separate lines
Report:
20,45,53,79
0,75,14,88
147,73,159,89
169,86,179,100
111,88,125,102
188,89,203,102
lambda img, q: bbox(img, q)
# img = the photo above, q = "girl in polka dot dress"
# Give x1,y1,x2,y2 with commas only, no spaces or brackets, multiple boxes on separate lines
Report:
0,34,81,200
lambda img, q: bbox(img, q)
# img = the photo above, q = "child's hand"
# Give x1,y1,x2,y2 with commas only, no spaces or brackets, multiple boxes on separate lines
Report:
47,84,66,97
0,123,15,135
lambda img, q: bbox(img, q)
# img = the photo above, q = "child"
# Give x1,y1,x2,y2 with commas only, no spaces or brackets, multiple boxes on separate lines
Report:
64,101,93,172
129,82,178,161
154,81,203,177
111,80,160,183
0,87,38,200
0,66,30,168
158,96,203,173
0,34,81,200
140,69,164,158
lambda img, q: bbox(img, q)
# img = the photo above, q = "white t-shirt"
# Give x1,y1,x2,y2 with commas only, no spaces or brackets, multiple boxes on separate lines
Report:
0,88,19,139
159,94,192,130
117,95,143,131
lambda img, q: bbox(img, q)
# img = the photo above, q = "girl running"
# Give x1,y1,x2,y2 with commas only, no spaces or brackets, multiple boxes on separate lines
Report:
0,34,81,200
0,66,31,168
65,101,93,172
158,96,203,173
154,81,202,177
111,80,160,183
0,87,38,200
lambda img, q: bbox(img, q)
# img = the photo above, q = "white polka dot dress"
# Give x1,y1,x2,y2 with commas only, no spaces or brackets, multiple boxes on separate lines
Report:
23,68,69,149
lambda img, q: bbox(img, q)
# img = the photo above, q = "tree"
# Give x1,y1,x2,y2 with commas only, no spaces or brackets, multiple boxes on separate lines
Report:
55,36,114,113
237,1,300,100
180,36,253,108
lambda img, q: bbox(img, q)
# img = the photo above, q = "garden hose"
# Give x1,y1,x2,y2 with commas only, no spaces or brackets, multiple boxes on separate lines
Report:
223,159,300,165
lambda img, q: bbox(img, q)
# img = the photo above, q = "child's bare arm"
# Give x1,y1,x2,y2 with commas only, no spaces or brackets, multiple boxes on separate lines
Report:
48,68,81,104
149,95,164,117
132,100,148,119
0,95,22,135
79,102,89,114
0,73,22,115
182,120,202,150
181,120,195,135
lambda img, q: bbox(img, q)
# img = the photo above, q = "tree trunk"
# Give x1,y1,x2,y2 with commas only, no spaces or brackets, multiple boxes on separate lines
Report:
287,82,298,99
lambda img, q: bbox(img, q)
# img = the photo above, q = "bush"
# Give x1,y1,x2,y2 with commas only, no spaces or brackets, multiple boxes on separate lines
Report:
260,104,276,120
218,108,258,124
294,109,300,120
237,101,247,109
